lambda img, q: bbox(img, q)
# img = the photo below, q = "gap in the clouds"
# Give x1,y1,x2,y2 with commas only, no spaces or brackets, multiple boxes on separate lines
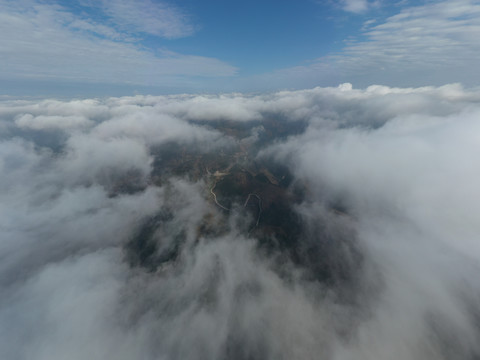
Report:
122,116,365,303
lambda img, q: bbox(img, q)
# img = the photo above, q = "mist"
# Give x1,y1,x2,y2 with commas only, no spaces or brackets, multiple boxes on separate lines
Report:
1,83,480,359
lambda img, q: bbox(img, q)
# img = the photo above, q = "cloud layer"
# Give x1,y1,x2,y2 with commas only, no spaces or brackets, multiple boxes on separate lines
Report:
1,84,480,359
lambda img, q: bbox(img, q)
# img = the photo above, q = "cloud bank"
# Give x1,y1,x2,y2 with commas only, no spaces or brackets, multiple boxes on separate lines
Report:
1,84,480,359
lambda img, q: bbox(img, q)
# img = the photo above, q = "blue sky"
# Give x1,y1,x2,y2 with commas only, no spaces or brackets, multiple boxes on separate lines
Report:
1,0,480,97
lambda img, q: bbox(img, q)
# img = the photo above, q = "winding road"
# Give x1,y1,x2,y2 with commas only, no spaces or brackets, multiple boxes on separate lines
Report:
208,168,263,228
243,193,262,227
209,180,230,211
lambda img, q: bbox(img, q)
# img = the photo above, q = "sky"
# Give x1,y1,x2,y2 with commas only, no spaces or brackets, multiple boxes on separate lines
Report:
2,0,480,97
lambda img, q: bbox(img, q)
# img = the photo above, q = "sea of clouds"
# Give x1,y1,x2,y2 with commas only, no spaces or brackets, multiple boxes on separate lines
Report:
1,83,480,359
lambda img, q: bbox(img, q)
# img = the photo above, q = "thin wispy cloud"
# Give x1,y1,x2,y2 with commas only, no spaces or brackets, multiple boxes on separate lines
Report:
339,0,480,78
69,18,138,42
340,0,370,13
1,0,480,94
254,0,480,89
81,0,196,38
0,0,236,89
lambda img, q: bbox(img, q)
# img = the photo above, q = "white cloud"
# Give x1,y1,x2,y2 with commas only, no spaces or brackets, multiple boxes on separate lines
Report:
92,0,196,38
339,0,480,77
258,0,480,89
341,0,369,13
15,114,93,130
69,18,138,42
260,84,480,358
2,85,480,359
0,0,236,88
